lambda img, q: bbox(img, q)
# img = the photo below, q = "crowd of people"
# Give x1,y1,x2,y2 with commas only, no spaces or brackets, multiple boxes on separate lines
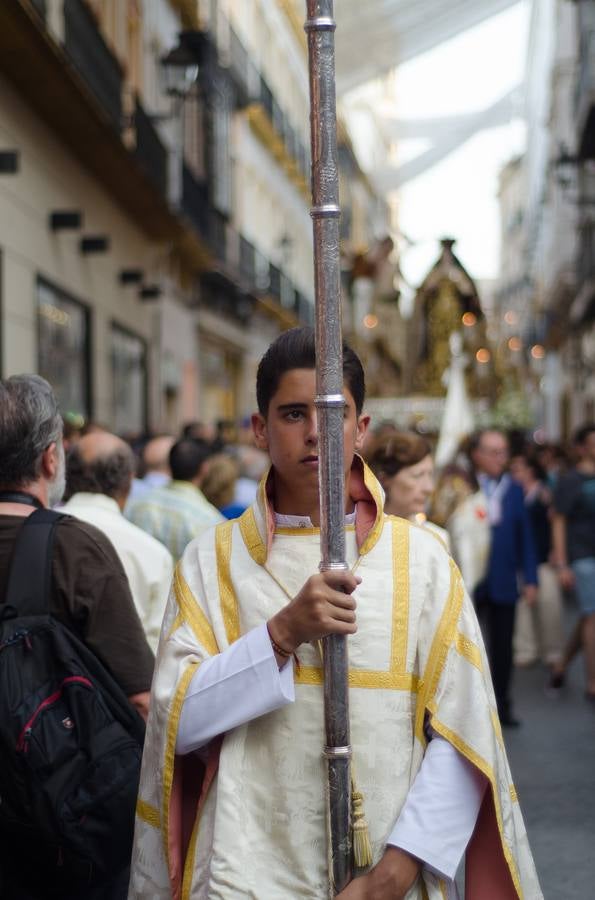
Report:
2,328,592,898
364,422,595,728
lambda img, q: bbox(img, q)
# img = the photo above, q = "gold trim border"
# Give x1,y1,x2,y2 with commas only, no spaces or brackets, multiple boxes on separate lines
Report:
174,563,219,656
162,660,200,880
238,505,267,566
136,797,160,829
216,521,240,645
415,561,463,743
455,631,483,671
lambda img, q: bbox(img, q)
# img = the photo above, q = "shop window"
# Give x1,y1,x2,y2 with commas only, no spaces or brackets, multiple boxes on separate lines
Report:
37,279,91,421
110,322,147,438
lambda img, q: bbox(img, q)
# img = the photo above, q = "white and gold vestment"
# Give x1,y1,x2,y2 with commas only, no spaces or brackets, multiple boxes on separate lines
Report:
129,459,542,900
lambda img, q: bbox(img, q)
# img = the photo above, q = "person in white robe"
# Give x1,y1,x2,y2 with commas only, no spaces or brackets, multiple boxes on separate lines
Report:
129,327,542,900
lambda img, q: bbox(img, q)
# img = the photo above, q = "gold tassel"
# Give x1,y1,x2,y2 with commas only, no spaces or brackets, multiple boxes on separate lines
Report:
351,780,373,869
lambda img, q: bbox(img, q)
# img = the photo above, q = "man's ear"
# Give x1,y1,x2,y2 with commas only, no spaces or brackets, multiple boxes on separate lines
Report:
354,414,371,452
40,442,58,480
251,412,268,450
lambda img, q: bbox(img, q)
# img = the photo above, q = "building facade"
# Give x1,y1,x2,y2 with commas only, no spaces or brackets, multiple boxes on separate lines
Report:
496,0,595,440
0,0,330,434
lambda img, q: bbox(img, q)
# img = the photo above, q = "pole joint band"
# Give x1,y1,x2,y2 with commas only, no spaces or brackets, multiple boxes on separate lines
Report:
304,17,336,33
310,204,341,219
323,745,352,760
320,562,349,573
315,394,345,408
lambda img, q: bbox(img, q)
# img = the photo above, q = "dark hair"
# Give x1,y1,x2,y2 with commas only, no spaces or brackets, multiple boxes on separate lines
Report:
66,444,135,500
574,423,595,446
169,439,212,481
367,431,432,480
181,421,206,440
524,455,548,483
256,326,365,416
0,375,63,489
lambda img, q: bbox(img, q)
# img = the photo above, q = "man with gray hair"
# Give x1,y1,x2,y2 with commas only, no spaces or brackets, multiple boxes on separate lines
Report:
0,375,155,898
64,432,174,651
0,375,154,710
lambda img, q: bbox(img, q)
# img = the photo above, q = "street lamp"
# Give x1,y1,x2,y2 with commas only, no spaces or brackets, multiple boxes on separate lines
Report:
160,35,199,100
158,33,200,209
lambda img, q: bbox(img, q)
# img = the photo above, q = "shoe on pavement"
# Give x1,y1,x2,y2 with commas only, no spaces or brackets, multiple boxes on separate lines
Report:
544,668,565,698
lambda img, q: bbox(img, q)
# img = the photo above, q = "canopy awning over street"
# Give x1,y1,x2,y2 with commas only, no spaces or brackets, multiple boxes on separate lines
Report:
334,0,520,94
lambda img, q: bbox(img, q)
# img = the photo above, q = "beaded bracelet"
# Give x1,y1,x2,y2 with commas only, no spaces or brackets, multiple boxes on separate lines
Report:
266,623,293,658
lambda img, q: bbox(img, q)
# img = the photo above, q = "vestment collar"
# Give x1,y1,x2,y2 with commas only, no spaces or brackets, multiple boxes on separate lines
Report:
237,454,385,566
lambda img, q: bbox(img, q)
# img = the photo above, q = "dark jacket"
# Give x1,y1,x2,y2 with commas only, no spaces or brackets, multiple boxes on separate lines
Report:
484,479,538,604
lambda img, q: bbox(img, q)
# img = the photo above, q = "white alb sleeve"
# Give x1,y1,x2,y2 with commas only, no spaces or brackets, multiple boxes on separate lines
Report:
387,734,487,891
176,622,295,755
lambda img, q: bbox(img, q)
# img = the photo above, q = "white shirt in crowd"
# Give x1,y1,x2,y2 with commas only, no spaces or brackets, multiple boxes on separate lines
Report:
63,492,173,652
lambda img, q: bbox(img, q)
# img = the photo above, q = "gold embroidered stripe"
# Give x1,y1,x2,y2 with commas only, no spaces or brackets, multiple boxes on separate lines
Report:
455,631,483,671
295,665,419,691
510,785,519,803
491,709,505,750
430,717,523,899
136,798,160,829
392,518,410,674
166,610,184,640
174,564,219,656
238,506,266,565
216,520,240,645
358,458,386,556
162,660,200,878
415,561,463,744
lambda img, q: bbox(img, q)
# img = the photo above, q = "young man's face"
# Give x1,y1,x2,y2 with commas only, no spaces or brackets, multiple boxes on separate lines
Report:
252,368,369,516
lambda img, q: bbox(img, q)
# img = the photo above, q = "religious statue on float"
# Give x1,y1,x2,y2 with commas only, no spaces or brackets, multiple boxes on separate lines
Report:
405,238,493,399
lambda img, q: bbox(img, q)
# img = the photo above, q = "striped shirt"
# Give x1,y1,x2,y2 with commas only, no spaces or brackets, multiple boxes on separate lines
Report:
126,480,224,560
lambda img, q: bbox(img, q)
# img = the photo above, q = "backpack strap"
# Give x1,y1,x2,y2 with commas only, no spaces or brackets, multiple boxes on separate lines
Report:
4,509,65,617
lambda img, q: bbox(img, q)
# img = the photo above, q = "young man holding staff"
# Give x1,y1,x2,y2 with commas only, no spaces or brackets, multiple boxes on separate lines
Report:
129,327,541,900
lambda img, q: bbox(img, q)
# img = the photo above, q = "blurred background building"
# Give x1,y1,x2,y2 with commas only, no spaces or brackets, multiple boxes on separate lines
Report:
495,0,595,441
0,0,388,434
1,0,594,441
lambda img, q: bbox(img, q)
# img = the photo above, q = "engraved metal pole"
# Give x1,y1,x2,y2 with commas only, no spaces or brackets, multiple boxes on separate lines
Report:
305,2,351,895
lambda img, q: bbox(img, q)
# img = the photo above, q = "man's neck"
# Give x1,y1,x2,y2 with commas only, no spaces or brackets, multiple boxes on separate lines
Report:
271,473,353,525
0,484,47,516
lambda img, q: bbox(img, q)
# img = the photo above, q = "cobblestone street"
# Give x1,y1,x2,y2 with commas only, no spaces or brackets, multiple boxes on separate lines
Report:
505,641,595,899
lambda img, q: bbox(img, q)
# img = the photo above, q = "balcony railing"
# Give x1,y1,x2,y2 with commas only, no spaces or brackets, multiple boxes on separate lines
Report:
209,209,227,262
229,26,249,103
576,29,595,112
134,100,167,198
269,263,281,301
239,236,256,286
578,223,595,285
63,0,122,130
182,164,209,242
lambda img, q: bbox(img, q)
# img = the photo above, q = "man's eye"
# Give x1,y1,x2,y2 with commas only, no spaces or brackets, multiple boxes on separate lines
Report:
286,410,303,420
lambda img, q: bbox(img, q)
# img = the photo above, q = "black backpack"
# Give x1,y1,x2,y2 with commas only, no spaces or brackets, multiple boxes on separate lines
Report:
0,509,146,897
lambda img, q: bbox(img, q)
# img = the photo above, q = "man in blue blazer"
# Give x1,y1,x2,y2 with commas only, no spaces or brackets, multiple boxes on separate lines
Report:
471,429,538,727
